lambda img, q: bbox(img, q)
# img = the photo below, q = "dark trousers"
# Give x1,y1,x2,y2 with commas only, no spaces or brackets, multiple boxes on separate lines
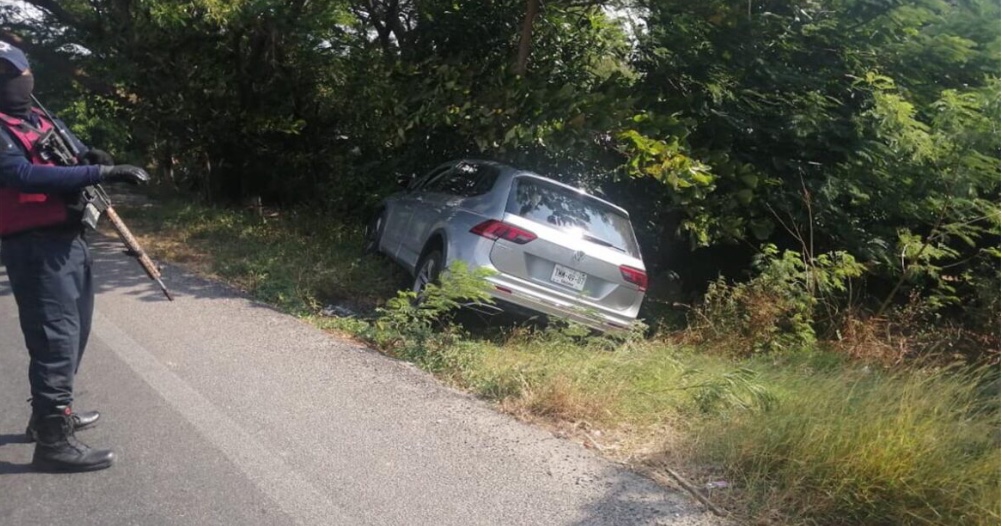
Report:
0,230,93,414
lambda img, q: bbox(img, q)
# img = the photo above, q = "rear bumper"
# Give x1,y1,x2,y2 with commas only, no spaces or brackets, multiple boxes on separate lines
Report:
484,275,638,332
444,235,643,332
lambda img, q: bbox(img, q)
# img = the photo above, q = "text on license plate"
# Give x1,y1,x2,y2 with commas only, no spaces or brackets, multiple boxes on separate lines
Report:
550,264,587,291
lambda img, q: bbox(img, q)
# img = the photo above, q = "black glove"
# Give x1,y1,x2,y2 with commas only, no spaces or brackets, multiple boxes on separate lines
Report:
99,164,151,185
81,149,115,166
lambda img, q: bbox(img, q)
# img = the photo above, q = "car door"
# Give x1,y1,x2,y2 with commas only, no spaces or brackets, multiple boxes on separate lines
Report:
395,163,481,268
381,163,454,262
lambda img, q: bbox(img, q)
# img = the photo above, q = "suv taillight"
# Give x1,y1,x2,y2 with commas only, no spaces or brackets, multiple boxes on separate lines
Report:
471,220,537,244
619,265,648,292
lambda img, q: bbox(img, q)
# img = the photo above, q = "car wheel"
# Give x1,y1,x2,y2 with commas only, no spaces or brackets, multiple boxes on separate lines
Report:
363,210,386,255
412,249,443,298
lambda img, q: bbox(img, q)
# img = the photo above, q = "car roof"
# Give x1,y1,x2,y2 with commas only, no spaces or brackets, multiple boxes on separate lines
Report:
451,159,631,218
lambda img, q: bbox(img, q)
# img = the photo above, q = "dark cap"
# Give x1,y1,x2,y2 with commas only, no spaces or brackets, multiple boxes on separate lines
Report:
0,41,30,73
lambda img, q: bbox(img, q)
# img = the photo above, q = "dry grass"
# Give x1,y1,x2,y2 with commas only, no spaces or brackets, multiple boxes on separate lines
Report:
501,374,613,422
829,303,1001,367
830,314,913,366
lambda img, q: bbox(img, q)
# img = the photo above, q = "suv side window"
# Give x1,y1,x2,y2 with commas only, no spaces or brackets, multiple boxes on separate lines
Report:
425,163,500,197
467,165,500,196
411,165,453,191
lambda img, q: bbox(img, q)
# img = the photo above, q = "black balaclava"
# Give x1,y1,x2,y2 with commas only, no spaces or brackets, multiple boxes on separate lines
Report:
0,73,34,118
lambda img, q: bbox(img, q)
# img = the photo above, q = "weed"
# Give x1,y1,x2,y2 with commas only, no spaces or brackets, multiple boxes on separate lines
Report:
683,244,864,355
367,261,496,370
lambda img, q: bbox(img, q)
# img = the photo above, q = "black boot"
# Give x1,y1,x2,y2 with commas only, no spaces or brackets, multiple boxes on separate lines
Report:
26,409,100,442
32,406,114,473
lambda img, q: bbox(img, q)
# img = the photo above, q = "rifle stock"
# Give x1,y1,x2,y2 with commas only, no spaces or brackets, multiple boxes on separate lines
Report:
102,203,173,301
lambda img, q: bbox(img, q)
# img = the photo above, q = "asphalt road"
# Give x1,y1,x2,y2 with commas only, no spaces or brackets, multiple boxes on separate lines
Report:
0,234,727,526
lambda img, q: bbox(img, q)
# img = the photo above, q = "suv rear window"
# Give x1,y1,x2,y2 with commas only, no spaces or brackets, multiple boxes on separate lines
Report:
506,177,640,257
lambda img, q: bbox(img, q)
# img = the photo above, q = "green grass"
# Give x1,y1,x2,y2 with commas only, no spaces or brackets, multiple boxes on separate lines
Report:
115,199,406,314
694,362,1001,525
114,196,1001,526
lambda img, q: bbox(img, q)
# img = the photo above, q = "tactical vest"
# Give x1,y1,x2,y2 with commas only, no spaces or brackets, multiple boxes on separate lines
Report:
0,109,69,236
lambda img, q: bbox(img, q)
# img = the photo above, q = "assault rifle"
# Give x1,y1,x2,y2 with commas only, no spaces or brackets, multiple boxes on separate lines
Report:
31,96,174,301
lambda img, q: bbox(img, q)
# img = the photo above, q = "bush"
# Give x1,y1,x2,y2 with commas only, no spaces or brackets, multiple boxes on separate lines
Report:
367,261,495,370
683,245,864,354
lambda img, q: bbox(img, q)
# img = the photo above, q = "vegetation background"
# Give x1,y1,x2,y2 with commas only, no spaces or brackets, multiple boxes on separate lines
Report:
1,1,998,524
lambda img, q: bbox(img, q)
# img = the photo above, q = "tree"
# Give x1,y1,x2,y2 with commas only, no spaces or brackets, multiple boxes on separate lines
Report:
627,0,999,315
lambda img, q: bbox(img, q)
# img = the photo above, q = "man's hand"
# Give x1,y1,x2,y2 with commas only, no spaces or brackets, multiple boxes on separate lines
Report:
99,165,151,185
81,149,115,166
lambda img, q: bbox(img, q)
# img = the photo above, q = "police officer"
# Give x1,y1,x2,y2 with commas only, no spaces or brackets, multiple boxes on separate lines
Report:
0,42,151,472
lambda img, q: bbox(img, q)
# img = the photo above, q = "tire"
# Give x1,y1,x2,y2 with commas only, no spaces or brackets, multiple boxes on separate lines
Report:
363,210,386,255
412,249,443,298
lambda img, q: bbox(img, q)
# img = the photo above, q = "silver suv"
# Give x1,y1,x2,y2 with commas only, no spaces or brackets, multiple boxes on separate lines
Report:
365,160,647,331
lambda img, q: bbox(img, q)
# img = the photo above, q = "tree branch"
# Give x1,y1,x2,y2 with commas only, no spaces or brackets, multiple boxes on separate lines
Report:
0,29,128,102
17,0,97,33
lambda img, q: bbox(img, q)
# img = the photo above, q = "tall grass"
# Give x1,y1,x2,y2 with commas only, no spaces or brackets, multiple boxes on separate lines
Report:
381,320,782,454
114,199,405,313
693,364,1001,525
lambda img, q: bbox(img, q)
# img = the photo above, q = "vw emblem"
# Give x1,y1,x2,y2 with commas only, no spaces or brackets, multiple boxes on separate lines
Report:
571,250,585,263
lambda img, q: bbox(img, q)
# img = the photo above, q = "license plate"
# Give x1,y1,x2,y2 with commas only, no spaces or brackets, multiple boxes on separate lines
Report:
550,264,587,291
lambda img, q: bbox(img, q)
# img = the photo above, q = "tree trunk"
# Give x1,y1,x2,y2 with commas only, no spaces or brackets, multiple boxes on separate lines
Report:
514,0,540,76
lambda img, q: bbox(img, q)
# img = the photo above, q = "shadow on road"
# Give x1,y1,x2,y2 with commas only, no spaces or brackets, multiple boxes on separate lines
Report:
0,461,33,475
569,475,725,526
0,432,34,475
83,234,291,317
1,233,280,311
0,432,29,446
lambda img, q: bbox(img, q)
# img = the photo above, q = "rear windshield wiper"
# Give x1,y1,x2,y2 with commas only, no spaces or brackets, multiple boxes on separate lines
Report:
582,233,626,253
